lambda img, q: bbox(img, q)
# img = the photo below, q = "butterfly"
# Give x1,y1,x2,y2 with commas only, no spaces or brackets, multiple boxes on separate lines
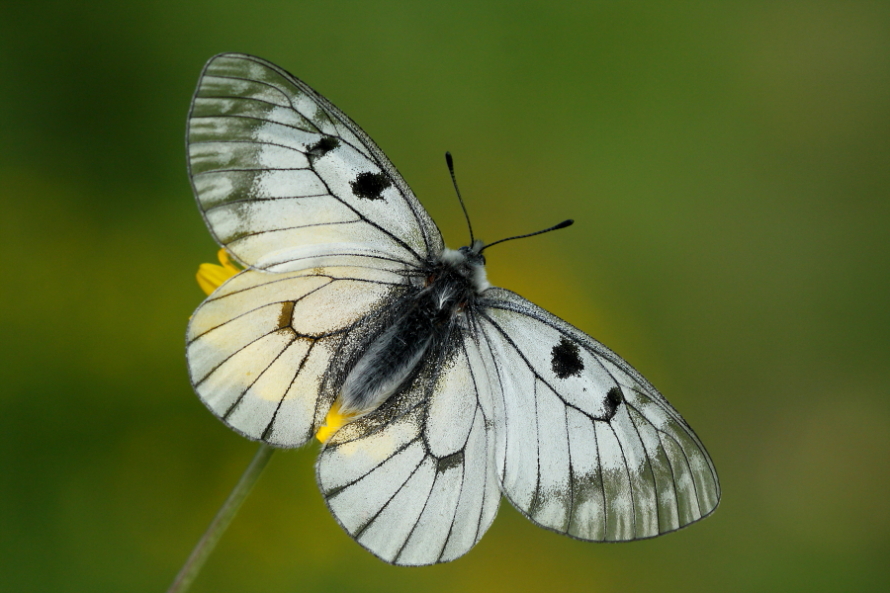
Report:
185,53,719,566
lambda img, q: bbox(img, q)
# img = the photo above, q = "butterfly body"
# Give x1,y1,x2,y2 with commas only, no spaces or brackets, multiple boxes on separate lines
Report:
186,53,719,566
336,248,474,414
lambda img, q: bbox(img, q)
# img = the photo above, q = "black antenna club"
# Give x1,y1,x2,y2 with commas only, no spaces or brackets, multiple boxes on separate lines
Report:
480,219,574,253
445,152,475,245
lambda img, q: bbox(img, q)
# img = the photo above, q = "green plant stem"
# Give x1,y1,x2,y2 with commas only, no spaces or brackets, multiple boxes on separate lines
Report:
167,443,275,593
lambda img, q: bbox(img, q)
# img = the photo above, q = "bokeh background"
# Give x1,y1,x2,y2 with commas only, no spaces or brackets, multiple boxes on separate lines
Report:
2,2,888,592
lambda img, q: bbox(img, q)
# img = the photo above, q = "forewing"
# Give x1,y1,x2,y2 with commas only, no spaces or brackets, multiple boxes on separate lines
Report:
187,53,443,272
186,264,405,447
316,336,501,565
477,288,720,541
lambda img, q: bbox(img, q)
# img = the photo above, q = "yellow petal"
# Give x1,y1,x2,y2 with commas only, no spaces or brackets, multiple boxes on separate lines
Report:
316,402,355,443
216,248,239,271
196,249,241,295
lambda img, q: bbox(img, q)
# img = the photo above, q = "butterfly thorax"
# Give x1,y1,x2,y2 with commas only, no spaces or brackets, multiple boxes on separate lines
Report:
336,243,489,416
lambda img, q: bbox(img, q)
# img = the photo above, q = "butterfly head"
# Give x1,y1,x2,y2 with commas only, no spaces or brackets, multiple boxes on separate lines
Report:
437,239,490,294
458,239,486,264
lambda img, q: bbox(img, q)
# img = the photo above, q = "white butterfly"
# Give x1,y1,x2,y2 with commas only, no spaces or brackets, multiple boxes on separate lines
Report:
185,53,719,566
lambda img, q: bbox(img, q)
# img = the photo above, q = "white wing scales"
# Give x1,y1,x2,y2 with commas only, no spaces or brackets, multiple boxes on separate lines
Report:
186,265,405,447
477,288,720,541
187,53,443,272
316,339,501,565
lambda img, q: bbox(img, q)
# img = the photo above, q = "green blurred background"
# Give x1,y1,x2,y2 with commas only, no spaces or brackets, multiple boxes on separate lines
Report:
2,2,888,592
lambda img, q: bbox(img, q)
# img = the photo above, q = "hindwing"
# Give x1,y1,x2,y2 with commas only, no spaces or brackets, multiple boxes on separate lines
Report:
187,264,407,447
316,331,501,565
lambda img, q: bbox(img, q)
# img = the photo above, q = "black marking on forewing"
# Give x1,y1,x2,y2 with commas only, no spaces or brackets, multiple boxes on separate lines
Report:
189,55,442,265
485,296,662,394
307,136,340,161
480,295,719,540
350,171,392,201
481,290,703,439
604,386,623,421
478,312,602,422
213,54,441,256
551,336,584,378
301,162,423,263
478,314,656,540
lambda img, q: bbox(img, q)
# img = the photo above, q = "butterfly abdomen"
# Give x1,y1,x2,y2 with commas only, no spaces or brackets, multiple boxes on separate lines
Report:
337,260,477,415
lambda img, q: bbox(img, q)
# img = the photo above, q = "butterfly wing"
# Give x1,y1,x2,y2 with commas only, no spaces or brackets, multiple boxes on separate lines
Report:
476,288,720,541
316,334,501,565
187,53,443,272
187,263,409,447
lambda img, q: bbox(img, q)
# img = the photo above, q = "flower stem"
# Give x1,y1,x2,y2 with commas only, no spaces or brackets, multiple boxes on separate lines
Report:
167,443,275,593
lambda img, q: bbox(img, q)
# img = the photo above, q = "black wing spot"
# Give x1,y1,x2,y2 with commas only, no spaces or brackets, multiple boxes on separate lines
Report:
306,136,339,161
350,171,391,201
604,386,624,420
551,336,584,378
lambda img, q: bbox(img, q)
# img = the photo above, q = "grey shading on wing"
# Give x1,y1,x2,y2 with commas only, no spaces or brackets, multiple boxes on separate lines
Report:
186,264,406,448
316,337,501,566
476,288,720,541
187,53,443,273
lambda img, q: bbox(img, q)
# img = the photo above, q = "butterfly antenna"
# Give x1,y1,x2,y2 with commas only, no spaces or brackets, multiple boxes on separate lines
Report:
480,219,574,253
445,152,475,244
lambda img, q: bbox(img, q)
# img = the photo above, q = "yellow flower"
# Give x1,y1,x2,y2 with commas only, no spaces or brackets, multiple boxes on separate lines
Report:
196,249,240,295
315,401,354,443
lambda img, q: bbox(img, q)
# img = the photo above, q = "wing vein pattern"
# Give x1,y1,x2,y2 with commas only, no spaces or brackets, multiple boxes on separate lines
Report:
317,327,502,566
187,53,443,273
185,52,718,567
475,288,719,541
